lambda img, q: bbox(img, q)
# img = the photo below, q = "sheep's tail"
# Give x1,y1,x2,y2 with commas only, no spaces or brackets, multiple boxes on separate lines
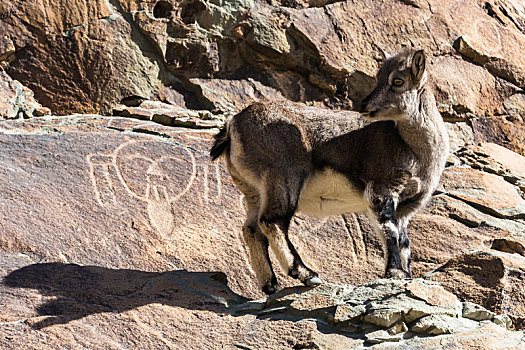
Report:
210,123,230,161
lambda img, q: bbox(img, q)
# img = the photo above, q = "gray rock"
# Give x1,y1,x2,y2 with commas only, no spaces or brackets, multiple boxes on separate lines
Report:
493,314,513,329
446,122,475,153
364,322,408,344
343,279,407,305
363,307,403,328
229,298,266,315
388,322,409,335
364,329,403,344
371,293,459,323
410,315,478,335
0,71,43,119
503,94,525,119
334,304,366,323
462,301,495,321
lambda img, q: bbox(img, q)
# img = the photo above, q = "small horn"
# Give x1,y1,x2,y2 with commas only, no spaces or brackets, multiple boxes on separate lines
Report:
378,47,391,60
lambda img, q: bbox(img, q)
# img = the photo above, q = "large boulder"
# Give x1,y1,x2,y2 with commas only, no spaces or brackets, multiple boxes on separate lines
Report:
0,70,47,119
2,1,525,145
1,0,525,347
1,0,183,115
1,115,525,349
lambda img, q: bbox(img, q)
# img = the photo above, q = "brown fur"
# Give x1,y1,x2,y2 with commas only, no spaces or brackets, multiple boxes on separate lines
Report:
211,49,449,293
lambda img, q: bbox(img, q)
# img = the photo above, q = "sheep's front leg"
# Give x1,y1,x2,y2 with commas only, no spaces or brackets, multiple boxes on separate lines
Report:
398,223,412,278
367,187,410,279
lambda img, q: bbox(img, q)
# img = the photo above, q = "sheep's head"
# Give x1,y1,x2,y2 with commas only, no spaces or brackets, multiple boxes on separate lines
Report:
359,49,427,122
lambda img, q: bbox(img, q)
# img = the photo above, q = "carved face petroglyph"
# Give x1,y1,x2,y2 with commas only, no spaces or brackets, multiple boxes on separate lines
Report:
88,139,201,238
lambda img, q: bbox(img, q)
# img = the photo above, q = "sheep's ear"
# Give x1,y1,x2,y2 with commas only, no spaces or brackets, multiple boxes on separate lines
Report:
379,47,391,61
411,50,426,83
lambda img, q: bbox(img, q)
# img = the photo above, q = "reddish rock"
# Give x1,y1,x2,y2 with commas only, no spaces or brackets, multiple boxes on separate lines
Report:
441,167,525,219
1,0,182,115
1,1,525,345
405,280,458,307
190,78,286,114
1,115,525,348
431,252,505,311
286,0,524,111
2,0,524,123
455,34,525,89
431,56,505,121
407,213,503,276
430,250,525,330
471,115,525,157
477,142,525,175
492,237,525,257
427,193,525,235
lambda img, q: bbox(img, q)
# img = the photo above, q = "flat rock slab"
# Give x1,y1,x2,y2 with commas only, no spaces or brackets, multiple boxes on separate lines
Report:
442,167,525,219
0,115,393,297
1,116,525,348
0,117,256,293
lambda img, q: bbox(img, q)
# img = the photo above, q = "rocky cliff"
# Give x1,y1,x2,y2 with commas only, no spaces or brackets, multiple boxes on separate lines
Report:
0,116,523,348
0,0,525,349
1,0,524,154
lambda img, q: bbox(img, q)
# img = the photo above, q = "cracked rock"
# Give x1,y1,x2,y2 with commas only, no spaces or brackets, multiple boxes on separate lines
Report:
410,314,478,335
493,314,513,329
462,301,495,321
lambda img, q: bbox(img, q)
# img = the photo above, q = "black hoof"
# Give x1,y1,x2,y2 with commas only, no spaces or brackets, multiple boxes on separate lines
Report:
386,268,411,279
262,282,280,295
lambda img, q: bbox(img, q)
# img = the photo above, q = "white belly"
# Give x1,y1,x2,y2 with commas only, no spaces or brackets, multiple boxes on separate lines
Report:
297,168,368,216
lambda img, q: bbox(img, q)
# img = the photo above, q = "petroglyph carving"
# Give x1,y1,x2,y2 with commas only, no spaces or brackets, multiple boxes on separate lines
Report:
475,19,502,54
87,139,225,237
88,154,117,206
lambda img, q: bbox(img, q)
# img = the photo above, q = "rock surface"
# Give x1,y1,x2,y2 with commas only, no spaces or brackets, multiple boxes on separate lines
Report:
0,70,45,119
0,115,524,348
429,249,525,330
1,0,525,155
1,0,525,347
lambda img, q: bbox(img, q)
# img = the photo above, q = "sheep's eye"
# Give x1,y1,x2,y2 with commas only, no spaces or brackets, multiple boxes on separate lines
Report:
393,78,404,87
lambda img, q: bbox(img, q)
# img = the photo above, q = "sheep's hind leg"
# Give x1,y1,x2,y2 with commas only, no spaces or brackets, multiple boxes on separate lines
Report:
258,178,321,289
230,172,278,294
243,210,278,295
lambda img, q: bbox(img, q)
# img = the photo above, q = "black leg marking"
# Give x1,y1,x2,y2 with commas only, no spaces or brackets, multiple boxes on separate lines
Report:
399,225,412,278
372,194,409,279
378,196,398,226
259,214,321,287
285,233,319,283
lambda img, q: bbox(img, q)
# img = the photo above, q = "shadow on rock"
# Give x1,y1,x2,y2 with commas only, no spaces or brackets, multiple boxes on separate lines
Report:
3,263,249,329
